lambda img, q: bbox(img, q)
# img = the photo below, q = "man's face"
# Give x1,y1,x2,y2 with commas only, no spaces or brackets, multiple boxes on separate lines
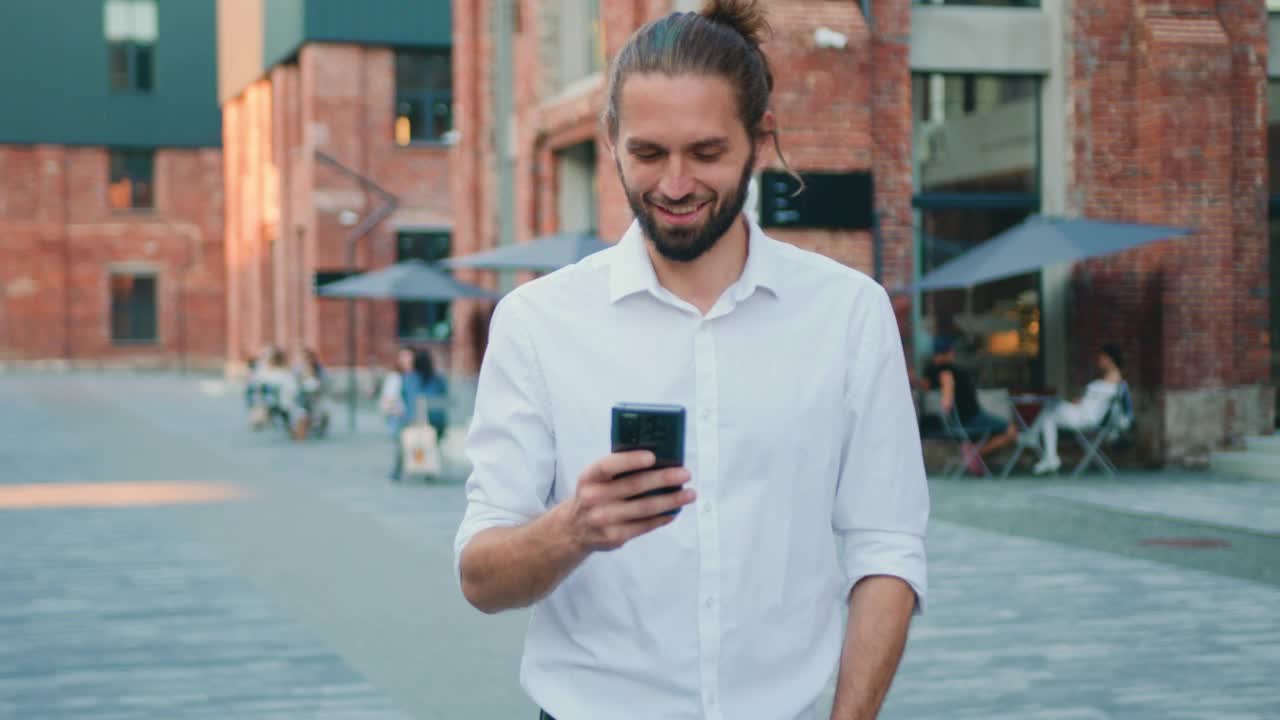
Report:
611,73,761,263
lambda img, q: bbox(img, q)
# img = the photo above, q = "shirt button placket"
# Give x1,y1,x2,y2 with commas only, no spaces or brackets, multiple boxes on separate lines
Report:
693,321,723,720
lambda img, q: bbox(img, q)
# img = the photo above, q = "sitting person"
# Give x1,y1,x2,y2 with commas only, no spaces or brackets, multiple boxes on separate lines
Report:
298,348,331,435
923,336,1018,475
257,348,307,441
1028,344,1125,475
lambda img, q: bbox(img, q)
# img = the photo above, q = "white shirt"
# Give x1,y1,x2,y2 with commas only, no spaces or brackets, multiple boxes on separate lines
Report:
1079,379,1119,425
454,218,929,720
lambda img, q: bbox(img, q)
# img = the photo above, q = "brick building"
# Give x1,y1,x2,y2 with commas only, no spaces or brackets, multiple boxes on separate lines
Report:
0,0,225,369
452,0,1274,465
216,0,481,377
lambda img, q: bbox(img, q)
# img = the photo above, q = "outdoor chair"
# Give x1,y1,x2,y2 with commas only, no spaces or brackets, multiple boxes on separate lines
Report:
1065,381,1134,479
918,391,994,479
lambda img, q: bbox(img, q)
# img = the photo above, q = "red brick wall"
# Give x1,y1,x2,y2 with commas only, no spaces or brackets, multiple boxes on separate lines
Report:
224,43,461,375
455,0,911,327
0,144,225,367
1068,1,1270,396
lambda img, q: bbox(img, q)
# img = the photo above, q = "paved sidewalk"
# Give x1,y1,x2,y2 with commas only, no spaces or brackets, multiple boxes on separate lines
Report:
0,374,1276,719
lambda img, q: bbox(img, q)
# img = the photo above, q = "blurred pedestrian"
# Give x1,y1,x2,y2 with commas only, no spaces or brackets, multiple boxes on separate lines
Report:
384,347,448,481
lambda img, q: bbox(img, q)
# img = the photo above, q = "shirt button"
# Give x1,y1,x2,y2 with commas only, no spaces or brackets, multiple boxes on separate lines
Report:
702,501,712,514
705,597,715,609
700,406,713,419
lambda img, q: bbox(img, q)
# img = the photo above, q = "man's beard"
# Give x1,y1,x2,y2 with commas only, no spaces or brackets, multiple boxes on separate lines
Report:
622,151,755,263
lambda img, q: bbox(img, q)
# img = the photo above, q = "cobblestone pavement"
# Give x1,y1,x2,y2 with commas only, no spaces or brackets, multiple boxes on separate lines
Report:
0,374,1276,719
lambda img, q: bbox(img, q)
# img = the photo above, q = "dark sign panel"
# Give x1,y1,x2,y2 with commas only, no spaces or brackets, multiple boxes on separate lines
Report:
759,170,875,230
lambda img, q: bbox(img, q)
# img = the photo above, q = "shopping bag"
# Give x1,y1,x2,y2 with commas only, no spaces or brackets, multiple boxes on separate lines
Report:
400,424,441,476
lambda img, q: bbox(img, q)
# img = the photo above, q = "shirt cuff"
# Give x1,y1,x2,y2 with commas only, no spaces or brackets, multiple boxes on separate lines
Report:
837,529,928,615
452,499,536,589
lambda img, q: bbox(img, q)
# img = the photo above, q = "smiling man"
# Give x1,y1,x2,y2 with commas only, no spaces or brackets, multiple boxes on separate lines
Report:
454,2,929,719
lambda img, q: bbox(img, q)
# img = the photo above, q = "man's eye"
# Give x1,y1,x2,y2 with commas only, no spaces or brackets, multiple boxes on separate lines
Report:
633,151,662,161
693,152,722,162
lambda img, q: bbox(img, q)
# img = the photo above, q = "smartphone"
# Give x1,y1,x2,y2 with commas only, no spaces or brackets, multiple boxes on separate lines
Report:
611,403,686,514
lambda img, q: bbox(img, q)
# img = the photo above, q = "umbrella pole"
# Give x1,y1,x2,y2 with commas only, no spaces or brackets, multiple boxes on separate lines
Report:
347,297,356,434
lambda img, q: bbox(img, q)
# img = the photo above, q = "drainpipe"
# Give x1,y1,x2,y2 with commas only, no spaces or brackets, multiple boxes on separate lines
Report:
315,151,399,433
63,152,72,362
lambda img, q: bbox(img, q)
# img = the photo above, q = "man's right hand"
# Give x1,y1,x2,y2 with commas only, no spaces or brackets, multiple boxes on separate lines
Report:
563,451,696,553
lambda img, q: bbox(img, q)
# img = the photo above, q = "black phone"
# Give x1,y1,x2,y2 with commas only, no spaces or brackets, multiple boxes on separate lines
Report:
611,403,686,513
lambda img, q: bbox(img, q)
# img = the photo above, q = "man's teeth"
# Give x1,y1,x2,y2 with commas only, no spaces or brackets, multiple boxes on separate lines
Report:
659,202,702,215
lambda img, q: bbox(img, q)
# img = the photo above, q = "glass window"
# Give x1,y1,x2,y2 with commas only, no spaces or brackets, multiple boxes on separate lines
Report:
913,1,1040,6
108,149,154,210
110,273,157,343
395,50,452,144
396,232,453,340
913,72,1043,389
105,0,157,93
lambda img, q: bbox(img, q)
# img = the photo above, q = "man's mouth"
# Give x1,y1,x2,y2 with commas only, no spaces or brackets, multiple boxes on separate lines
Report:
649,199,711,226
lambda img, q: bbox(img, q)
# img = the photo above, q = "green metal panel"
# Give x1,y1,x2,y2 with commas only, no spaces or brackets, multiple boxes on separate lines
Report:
303,0,451,49
0,0,221,147
262,0,305,71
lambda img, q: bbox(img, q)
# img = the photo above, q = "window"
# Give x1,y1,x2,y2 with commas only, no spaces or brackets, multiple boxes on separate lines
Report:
105,0,157,92
556,142,598,234
913,72,1042,389
108,149,154,210
314,270,357,291
110,273,157,343
395,50,452,145
396,232,452,340
913,1,1040,6
557,0,604,89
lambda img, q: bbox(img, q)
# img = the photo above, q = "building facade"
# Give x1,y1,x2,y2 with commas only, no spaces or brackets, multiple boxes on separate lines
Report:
0,0,225,369
453,0,1274,466
217,0,475,376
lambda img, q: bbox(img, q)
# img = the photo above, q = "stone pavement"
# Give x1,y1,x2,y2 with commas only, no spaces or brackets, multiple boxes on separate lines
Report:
0,374,1276,719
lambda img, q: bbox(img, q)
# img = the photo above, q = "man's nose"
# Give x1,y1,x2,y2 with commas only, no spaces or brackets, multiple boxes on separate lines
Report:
656,157,695,201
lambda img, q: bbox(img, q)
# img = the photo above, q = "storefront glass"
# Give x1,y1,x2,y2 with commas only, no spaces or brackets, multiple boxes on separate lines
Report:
913,72,1043,389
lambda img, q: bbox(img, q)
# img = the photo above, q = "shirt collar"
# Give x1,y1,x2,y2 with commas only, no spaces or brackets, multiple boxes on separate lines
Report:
607,215,784,305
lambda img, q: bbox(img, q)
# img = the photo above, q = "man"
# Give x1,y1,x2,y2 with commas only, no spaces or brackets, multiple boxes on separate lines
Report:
455,3,929,718
922,335,1018,475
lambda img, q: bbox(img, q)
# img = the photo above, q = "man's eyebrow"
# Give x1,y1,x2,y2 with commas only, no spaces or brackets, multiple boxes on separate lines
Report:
624,137,730,152
688,138,729,151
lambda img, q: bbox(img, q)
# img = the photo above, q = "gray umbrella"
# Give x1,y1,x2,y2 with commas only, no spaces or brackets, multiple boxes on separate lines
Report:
915,215,1193,292
438,231,611,272
316,259,499,301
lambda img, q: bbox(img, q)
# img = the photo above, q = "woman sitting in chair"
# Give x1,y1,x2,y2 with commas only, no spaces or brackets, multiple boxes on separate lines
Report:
1028,344,1125,475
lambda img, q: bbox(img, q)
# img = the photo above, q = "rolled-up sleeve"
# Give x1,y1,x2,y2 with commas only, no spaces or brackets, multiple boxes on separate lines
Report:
452,293,557,585
833,286,930,613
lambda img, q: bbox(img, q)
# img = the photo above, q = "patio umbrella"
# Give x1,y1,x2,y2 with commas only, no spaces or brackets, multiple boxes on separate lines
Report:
438,231,611,272
316,258,500,301
316,259,498,434
914,215,1193,292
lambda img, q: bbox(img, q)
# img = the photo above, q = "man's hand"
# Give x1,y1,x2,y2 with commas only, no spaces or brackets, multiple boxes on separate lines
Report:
458,450,695,613
565,451,696,553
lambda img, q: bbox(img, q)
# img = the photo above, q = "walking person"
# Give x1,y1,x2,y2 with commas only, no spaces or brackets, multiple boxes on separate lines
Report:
383,347,448,481
455,3,929,718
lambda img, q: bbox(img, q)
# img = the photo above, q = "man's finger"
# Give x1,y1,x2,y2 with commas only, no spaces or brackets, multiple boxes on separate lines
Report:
613,466,690,499
583,450,655,484
609,487,697,524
